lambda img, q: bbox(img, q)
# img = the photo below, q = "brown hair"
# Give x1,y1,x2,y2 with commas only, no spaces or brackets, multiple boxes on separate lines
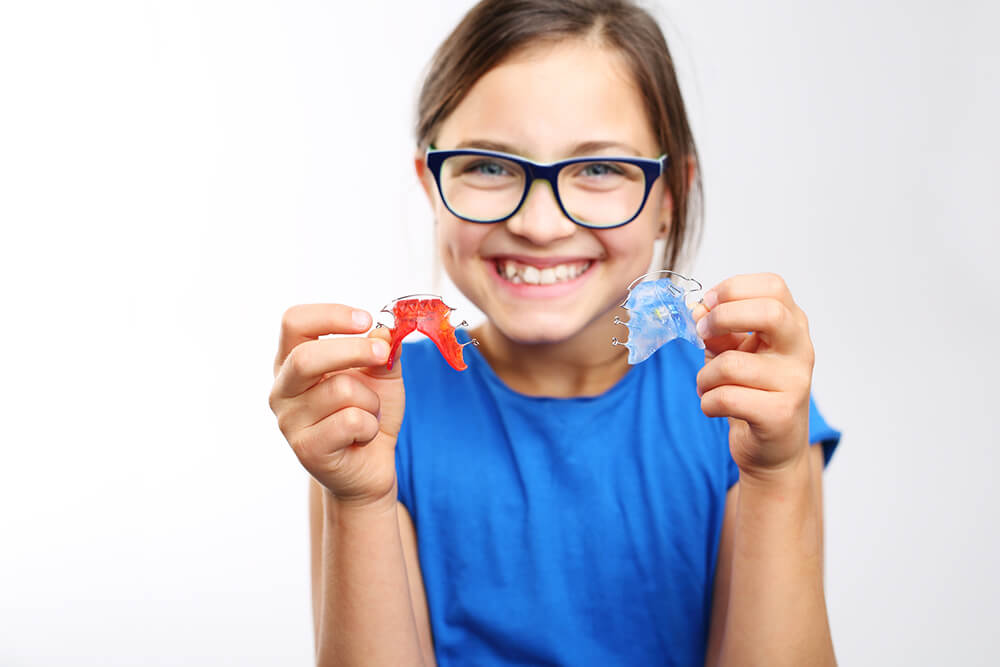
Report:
416,0,703,273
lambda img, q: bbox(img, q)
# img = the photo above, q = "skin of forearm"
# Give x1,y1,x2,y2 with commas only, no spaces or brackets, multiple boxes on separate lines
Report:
718,450,836,667
316,490,426,667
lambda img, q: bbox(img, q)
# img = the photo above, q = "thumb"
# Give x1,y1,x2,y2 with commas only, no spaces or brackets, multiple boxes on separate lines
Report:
362,326,403,380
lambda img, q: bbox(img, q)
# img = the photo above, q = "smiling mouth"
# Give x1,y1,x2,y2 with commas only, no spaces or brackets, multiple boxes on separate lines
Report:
492,258,594,285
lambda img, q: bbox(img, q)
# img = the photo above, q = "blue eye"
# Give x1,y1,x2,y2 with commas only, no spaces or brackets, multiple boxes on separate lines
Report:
466,160,510,177
580,162,625,177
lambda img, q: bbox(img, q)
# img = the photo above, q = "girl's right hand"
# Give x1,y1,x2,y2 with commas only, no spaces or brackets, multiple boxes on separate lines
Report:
268,304,405,510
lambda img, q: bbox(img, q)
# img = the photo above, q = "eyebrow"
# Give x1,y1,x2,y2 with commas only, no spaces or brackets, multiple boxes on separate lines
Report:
453,139,644,158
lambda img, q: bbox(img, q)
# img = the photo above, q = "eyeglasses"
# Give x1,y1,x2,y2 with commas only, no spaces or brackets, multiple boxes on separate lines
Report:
425,146,668,229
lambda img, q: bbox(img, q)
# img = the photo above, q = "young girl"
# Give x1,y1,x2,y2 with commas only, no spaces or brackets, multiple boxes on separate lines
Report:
269,1,841,664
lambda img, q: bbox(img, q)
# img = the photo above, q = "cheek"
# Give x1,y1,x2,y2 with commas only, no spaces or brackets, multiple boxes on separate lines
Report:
435,212,488,268
432,203,460,261
595,221,660,268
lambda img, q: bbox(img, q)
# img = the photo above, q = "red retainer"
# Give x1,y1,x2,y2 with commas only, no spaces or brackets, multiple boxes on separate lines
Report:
384,297,471,371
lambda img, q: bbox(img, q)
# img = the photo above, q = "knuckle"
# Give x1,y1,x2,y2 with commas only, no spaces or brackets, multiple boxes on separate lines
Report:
340,406,367,433
717,386,736,412
287,345,311,377
714,278,732,302
341,407,378,444
328,373,356,405
765,272,786,294
718,350,744,379
763,300,786,328
275,408,294,436
700,392,716,416
281,305,305,335
361,414,380,443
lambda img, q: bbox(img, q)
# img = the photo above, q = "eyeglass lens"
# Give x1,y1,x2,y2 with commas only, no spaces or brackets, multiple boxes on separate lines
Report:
438,154,648,227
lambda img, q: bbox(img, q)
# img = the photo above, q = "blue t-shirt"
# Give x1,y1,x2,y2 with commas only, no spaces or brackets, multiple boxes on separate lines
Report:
396,333,840,666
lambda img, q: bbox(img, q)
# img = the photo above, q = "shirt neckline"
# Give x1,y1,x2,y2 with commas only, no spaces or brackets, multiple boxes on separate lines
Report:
455,327,644,405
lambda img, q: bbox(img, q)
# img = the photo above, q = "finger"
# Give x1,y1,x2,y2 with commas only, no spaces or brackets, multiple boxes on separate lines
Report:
738,331,762,354
274,336,390,399
692,291,745,358
693,298,750,359
361,326,403,381
690,300,708,322
290,406,381,465
274,304,373,376
700,384,793,430
695,298,802,352
696,350,800,397
313,407,381,449
703,332,751,359
702,273,799,314
277,373,381,435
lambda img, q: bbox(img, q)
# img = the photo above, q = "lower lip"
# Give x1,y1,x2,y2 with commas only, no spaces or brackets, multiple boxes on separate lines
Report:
486,260,596,299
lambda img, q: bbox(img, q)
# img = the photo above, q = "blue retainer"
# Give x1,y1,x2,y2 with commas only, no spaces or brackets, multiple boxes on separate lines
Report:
612,272,705,364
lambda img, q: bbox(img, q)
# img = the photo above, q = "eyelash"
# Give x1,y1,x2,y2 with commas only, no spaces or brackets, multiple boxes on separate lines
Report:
465,160,511,176
576,162,624,178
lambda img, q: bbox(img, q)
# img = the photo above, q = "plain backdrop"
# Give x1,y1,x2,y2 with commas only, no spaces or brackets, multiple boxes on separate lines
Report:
1,1,997,665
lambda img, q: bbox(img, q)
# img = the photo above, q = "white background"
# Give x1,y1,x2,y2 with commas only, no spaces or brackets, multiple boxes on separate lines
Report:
1,1,997,665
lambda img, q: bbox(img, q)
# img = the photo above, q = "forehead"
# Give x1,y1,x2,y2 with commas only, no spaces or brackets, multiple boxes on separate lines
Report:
435,39,659,159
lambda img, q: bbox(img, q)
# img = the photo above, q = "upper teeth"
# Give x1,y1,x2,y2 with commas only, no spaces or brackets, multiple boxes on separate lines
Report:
496,259,592,285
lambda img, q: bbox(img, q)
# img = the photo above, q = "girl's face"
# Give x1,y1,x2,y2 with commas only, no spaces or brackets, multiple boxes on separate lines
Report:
417,39,671,347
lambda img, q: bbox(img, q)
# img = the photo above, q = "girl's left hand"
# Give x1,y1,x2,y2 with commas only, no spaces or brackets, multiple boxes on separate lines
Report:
690,273,814,481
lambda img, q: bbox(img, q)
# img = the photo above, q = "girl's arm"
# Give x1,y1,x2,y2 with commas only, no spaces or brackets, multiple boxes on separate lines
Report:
692,274,836,666
309,478,435,667
704,443,832,667
268,303,431,666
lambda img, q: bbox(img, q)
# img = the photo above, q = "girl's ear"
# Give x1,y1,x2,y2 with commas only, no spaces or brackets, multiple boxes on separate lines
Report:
414,154,435,204
686,154,697,194
657,183,673,240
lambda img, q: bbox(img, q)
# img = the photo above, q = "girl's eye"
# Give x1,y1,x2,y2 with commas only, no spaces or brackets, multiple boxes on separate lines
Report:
465,160,510,177
579,162,625,178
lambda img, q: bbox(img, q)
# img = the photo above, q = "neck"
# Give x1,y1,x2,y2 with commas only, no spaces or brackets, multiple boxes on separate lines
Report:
470,310,631,398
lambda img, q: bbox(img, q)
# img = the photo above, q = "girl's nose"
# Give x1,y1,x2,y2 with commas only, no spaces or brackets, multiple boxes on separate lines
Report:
504,180,577,245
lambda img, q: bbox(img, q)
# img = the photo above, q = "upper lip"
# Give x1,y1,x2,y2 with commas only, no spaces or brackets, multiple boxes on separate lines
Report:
485,254,598,268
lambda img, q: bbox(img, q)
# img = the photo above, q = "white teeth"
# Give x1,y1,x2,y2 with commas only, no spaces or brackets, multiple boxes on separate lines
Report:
496,259,592,285
521,265,540,285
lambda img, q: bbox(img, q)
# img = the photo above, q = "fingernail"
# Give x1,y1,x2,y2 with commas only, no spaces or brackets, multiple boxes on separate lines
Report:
371,339,389,360
696,316,710,339
703,290,718,310
352,310,370,329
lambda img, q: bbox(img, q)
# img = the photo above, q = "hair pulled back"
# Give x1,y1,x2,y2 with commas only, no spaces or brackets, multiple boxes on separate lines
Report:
416,0,703,272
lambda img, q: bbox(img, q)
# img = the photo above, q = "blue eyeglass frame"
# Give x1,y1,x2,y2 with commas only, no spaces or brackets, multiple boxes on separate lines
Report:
424,146,669,229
